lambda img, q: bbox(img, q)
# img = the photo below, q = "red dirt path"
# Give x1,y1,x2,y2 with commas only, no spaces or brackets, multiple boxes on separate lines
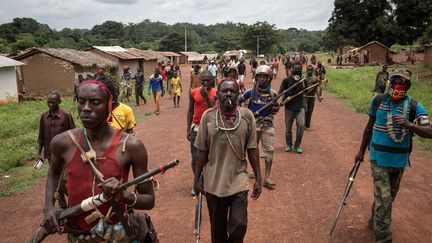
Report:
1,63,431,243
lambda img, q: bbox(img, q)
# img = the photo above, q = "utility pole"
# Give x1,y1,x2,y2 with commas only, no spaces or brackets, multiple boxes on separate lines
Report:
253,35,263,56
184,26,187,52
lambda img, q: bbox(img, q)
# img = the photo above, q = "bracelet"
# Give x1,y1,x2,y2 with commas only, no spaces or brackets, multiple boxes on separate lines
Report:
127,192,138,208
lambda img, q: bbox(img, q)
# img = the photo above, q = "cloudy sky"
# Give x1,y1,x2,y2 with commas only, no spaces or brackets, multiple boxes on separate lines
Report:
0,0,334,30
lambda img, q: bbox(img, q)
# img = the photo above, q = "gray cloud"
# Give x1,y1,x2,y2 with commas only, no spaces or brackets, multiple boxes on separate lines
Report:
0,0,334,30
93,0,138,4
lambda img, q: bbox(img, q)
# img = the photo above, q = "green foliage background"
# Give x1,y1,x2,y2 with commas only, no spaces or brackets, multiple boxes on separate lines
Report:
0,18,323,54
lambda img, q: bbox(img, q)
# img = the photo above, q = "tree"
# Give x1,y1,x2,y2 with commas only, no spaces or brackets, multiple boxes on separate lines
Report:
323,0,395,50
0,38,10,53
241,22,282,55
159,32,185,52
392,0,432,44
91,21,125,39
12,33,37,50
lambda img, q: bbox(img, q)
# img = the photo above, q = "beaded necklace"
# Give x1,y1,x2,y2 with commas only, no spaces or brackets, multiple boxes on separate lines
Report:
215,107,241,131
386,99,408,143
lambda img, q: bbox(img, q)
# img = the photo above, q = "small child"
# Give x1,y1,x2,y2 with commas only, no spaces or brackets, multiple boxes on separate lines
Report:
170,71,182,107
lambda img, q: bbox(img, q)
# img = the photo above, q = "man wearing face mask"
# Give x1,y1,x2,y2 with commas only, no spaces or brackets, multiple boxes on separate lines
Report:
238,65,279,189
186,70,217,196
355,68,432,243
194,79,262,243
279,62,306,154
304,65,322,130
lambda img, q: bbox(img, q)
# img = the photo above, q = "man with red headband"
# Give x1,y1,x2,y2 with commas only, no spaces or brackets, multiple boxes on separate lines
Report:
355,68,432,243
42,79,155,241
194,79,262,243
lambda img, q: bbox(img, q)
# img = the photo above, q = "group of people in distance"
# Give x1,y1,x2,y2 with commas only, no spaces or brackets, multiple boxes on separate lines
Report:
35,54,432,243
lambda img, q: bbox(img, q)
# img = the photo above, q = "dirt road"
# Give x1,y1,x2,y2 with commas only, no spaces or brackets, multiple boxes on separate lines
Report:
1,64,431,242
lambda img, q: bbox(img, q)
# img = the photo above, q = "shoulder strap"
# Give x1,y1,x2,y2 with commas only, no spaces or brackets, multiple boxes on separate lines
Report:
409,97,418,122
111,111,126,131
248,87,255,108
372,93,388,118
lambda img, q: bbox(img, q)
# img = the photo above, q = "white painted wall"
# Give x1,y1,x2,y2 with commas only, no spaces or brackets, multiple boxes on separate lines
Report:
0,66,18,102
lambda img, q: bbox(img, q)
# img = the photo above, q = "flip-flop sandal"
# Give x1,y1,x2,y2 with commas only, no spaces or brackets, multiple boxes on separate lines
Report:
263,181,276,189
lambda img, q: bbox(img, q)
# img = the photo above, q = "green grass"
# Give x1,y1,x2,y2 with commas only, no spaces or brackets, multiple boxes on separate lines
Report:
325,64,432,151
0,93,148,196
0,163,48,197
0,98,79,172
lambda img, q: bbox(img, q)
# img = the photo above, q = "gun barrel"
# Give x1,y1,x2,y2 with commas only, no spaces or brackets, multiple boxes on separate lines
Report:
329,160,362,235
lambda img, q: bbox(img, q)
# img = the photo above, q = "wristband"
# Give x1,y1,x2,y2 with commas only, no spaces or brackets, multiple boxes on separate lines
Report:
127,192,138,208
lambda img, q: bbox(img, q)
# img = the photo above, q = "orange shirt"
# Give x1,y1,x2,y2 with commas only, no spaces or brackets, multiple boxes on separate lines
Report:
191,87,217,124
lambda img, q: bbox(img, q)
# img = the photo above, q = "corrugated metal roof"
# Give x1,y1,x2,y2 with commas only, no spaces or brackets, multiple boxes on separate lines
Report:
0,55,25,68
92,46,142,60
12,48,116,68
223,50,242,57
179,51,200,56
158,51,181,57
188,54,205,62
127,48,159,60
203,54,219,60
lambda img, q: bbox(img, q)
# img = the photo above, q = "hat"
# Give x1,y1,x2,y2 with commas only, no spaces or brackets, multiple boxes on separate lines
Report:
390,68,411,80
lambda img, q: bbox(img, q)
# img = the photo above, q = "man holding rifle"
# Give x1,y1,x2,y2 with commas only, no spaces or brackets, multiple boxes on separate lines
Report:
42,78,155,241
279,62,306,154
238,65,279,189
355,68,432,243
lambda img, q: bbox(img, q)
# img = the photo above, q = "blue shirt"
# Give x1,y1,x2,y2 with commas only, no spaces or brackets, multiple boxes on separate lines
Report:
242,88,275,120
368,96,427,168
148,74,164,93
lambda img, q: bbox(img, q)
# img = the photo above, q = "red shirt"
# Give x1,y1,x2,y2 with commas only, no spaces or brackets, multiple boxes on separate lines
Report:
66,130,128,232
191,87,217,125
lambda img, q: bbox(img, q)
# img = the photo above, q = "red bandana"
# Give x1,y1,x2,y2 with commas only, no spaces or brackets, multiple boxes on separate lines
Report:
78,80,113,122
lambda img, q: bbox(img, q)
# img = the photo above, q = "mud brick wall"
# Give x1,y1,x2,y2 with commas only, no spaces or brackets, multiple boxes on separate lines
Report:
20,53,75,97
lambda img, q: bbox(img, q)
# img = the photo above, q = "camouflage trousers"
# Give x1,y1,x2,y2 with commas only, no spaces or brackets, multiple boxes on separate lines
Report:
370,161,404,243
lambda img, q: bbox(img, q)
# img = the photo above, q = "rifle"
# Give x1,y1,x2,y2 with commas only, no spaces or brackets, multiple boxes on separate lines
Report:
329,159,362,236
194,173,203,243
281,78,328,106
27,159,180,243
253,78,305,116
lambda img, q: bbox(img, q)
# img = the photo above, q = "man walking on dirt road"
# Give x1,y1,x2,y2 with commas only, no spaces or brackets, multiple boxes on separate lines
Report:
186,70,217,196
148,68,164,115
355,68,432,243
279,62,306,154
194,79,262,243
238,65,279,189
42,78,155,241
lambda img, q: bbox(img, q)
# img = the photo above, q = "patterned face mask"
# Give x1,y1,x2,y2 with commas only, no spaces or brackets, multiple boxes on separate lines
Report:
389,84,407,102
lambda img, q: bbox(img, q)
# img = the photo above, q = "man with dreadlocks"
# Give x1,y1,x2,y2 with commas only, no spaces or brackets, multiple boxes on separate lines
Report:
194,79,262,243
238,65,279,189
355,68,432,243
42,78,155,242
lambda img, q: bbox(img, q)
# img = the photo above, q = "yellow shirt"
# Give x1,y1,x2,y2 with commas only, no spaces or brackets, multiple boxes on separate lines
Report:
110,103,136,131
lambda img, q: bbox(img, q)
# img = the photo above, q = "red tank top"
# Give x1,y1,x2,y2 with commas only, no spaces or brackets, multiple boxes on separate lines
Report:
66,129,128,232
191,87,217,125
